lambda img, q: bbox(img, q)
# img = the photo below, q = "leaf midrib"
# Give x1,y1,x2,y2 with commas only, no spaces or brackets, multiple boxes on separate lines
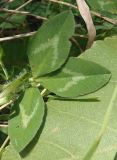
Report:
40,73,111,80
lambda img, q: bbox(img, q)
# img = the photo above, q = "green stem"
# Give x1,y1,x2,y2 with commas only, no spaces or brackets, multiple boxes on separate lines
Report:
0,62,9,80
0,70,29,106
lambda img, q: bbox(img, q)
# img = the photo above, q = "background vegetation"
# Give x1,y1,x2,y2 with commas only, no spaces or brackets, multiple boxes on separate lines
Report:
0,0,117,160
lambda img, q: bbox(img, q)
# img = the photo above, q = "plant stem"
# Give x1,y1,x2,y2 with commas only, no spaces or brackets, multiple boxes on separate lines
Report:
0,8,47,21
0,136,10,153
0,62,9,80
0,124,8,127
16,0,33,10
0,31,36,42
41,89,47,96
48,0,117,25
0,100,13,111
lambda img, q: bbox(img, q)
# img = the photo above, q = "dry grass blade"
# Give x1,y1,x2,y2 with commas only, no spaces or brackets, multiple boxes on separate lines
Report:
76,0,96,49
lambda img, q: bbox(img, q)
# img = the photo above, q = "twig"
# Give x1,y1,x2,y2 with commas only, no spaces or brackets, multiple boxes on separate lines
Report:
41,89,47,96
16,0,33,11
73,34,88,38
0,124,8,127
0,100,13,111
0,8,47,20
49,0,77,9
48,0,117,25
37,83,41,87
0,0,33,33
0,136,10,152
91,11,117,25
0,31,36,42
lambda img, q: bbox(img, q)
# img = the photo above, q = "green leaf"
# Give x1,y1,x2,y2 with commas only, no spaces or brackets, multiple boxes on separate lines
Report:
87,0,117,14
8,87,45,152
0,70,28,106
2,86,117,160
28,11,75,77
0,0,25,29
0,14,26,29
80,36,117,81
2,37,117,160
40,57,111,97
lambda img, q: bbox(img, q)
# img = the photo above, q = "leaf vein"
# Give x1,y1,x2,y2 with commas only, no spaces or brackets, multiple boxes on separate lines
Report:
50,107,117,134
42,140,78,159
